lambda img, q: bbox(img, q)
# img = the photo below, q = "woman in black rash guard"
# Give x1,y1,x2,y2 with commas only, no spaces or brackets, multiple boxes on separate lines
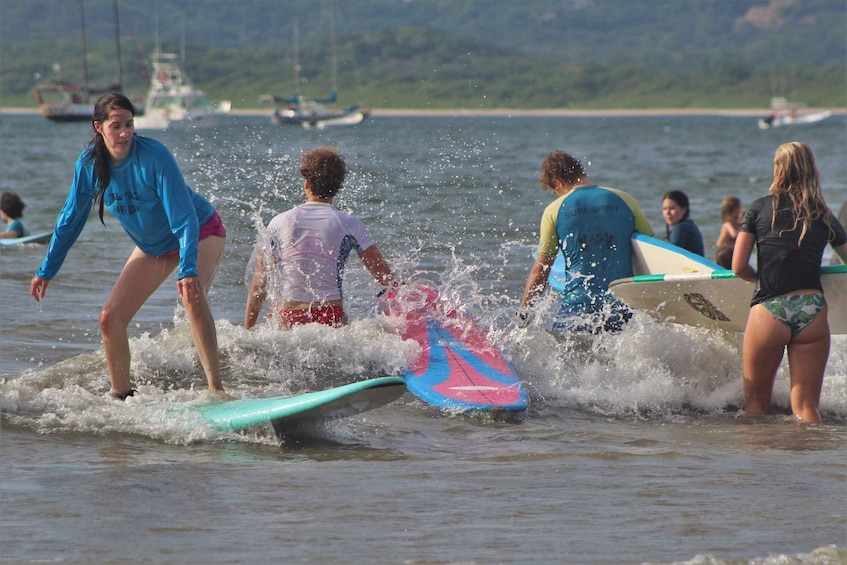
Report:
733,142,847,423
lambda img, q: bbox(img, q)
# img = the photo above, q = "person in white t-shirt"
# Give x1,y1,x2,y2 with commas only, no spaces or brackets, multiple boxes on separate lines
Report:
244,147,396,329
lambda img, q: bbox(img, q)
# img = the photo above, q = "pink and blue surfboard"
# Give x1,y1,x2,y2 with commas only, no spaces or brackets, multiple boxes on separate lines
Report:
380,284,529,414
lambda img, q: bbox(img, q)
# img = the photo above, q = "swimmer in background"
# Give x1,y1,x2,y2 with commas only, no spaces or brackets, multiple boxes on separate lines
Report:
715,196,742,269
0,192,27,239
662,190,704,256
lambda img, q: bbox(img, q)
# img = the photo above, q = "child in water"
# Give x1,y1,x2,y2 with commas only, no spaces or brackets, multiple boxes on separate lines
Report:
715,196,742,268
0,192,27,239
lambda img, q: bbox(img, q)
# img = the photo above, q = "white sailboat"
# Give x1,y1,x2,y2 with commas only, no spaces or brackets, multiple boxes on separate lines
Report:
33,0,125,122
261,5,368,129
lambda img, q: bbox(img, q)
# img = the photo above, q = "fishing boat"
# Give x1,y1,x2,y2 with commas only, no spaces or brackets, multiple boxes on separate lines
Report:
758,97,832,129
133,52,231,130
33,0,125,122
261,9,369,129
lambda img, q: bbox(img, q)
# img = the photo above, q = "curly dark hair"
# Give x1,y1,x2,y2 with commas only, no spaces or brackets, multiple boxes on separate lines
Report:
299,147,347,198
0,191,25,219
541,151,586,190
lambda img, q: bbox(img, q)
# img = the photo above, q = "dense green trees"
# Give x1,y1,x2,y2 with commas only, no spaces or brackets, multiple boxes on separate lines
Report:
2,0,843,109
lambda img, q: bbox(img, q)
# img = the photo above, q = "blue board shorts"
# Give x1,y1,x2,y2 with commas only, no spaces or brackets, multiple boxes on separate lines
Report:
552,299,633,334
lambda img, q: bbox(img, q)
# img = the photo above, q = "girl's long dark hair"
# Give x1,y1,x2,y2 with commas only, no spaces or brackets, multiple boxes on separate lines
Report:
88,92,135,224
663,190,691,239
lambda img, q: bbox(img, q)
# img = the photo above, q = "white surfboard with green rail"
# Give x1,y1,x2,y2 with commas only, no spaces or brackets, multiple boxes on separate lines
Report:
608,265,847,334
547,234,846,334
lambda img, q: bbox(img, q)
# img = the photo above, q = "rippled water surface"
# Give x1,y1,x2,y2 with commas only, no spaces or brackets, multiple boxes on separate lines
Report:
1,112,845,564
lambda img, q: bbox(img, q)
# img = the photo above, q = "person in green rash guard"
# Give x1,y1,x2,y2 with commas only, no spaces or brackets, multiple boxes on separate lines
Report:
521,150,653,333
30,92,230,401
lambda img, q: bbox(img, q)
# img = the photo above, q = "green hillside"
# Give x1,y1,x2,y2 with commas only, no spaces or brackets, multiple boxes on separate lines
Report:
1,0,844,109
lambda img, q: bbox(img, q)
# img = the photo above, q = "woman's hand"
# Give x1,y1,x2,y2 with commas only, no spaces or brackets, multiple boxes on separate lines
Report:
177,276,204,305
30,276,49,302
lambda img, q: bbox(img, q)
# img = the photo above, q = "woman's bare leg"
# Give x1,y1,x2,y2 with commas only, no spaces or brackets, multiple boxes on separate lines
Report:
182,235,226,393
101,248,178,395
742,305,790,415
786,304,829,423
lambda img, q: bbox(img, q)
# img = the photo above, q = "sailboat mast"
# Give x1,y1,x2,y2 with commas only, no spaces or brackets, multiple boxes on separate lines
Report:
112,0,122,91
330,1,337,94
180,13,186,71
78,0,91,99
293,21,301,98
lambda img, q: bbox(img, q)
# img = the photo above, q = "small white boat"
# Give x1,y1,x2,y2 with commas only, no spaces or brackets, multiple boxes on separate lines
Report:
758,97,832,129
270,96,369,128
134,53,230,130
32,0,126,123
262,9,368,129
34,81,95,123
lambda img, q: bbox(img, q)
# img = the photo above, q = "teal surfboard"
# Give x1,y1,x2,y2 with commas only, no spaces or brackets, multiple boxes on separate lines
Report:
194,376,406,432
0,231,52,247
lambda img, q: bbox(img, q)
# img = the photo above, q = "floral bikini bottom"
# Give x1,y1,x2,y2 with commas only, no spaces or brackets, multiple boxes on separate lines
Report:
760,293,826,337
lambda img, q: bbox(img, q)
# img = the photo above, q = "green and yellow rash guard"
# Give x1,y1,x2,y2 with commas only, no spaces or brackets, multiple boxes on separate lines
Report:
537,185,653,308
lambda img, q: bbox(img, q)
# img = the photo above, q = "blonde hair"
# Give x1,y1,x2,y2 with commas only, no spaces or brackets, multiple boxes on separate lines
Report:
769,141,832,245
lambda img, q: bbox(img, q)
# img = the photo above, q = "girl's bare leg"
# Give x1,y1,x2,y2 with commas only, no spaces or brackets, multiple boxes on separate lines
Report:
101,248,178,395
786,304,829,423
183,236,226,393
742,305,790,416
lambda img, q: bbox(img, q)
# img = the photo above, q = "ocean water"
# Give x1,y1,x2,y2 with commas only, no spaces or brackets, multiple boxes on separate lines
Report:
1,112,845,565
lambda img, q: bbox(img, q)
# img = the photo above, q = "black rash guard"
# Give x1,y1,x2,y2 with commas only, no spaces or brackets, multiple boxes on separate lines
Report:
740,193,846,306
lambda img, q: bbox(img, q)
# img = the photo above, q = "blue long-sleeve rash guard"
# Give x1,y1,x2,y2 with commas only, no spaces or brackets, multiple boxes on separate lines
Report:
36,135,215,281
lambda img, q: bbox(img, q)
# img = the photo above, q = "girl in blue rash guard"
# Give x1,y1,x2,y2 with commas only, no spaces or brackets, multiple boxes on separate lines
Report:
521,150,653,333
30,92,230,401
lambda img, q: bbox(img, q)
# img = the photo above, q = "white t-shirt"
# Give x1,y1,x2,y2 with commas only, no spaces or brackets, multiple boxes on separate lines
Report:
266,202,375,302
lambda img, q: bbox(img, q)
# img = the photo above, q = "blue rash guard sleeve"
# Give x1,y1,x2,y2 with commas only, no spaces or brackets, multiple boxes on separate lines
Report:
36,155,98,280
151,143,202,279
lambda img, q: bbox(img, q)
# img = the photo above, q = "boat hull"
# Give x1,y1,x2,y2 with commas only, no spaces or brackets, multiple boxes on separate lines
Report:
272,107,369,127
758,110,832,129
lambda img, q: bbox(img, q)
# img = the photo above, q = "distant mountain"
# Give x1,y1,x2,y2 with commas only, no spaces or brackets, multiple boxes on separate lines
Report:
2,0,844,109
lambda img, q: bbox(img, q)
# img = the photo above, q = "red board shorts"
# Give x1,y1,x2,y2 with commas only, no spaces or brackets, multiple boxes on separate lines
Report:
279,304,346,329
